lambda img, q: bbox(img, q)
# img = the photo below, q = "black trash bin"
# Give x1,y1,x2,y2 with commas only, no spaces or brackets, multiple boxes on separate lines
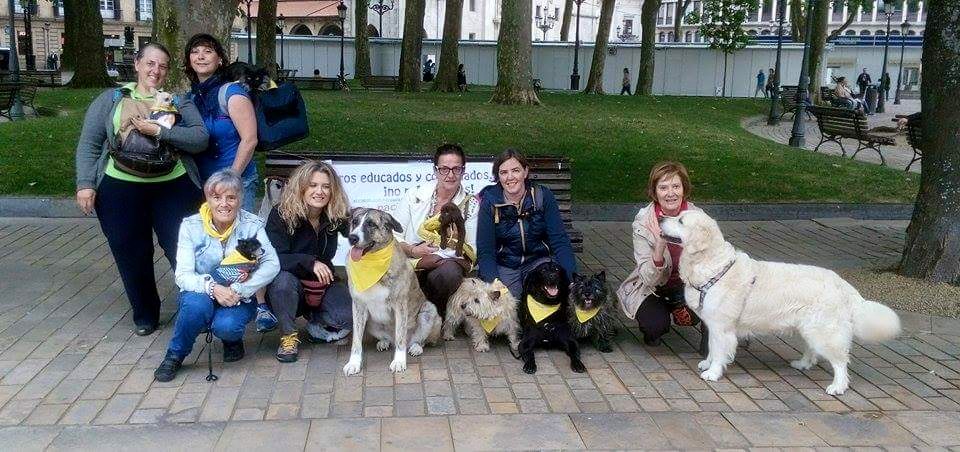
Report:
864,85,878,115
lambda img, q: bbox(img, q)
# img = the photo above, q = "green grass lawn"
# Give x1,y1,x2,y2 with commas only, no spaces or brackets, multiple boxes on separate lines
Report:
0,86,918,203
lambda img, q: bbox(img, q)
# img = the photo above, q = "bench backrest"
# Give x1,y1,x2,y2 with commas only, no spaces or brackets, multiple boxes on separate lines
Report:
780,85,801,107
289,77,338,90
809,105,868,137
362,76,399,86
263,151,582,252
905,112,922,152
0,84,16,109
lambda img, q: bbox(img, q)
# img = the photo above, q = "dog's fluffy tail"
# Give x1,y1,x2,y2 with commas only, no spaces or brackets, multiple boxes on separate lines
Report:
852,298,901,343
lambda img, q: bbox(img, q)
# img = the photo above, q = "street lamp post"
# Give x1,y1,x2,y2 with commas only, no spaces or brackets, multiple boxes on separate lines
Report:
535,4,558,41
788,0,815,148
5,0,24,120
337,1,347,84
277,14,285,70
569,0,585,90
894,20,908,105
243,0,253,63
42,21,50,69
876,0,894,113
368,0,395,37
767,0,786,125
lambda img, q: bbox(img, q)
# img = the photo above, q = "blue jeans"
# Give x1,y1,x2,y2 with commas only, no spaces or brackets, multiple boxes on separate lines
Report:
166,291,257,360
241,170,258,214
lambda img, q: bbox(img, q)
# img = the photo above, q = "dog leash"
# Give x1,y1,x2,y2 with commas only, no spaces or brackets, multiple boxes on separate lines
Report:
691,259,737,307
205,330,218,382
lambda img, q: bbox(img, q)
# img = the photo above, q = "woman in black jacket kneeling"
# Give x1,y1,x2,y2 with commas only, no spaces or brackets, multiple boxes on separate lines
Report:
265,161,353,363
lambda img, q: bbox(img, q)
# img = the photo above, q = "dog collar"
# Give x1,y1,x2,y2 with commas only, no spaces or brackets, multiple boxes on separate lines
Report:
527,295,560,324
345,240,395,292
479,315,501,333
691,259,736,306
575,306,600,323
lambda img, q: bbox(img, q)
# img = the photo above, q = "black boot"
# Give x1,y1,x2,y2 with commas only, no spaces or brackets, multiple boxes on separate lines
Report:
223,340,245,362
154,354,183,382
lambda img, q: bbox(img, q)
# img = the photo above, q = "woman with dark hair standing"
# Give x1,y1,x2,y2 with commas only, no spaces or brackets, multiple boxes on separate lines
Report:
183,33,277,331
75,43,209,336
475,149,576,298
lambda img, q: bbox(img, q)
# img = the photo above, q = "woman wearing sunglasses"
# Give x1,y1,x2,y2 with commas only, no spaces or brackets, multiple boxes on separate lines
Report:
616,161,701,346
393,144,478,317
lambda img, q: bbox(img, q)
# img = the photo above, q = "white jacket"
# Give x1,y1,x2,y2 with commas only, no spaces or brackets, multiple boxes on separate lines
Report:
392,182,479,253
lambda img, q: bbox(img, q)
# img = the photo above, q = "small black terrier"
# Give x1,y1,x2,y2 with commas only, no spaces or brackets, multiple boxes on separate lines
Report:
234,237,263,261
518,261,585,374
212,238,262,286
222,62,274,92
569,271,617,353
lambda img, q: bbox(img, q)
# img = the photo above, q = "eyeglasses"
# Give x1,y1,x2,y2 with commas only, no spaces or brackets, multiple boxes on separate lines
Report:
435,166,464,176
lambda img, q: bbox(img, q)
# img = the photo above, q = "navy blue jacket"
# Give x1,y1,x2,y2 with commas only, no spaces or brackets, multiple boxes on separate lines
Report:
476,182,576,282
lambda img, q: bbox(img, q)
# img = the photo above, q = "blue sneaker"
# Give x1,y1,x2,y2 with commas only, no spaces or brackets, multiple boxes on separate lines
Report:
256,304,278,333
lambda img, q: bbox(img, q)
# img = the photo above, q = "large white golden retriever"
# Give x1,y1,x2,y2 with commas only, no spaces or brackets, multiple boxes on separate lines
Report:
659,210,901,395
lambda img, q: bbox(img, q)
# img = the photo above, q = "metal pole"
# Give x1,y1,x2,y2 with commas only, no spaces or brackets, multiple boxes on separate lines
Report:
379,0,383,35
246,0,253,63
23,0,35,71
280,25,285,69
877,14,891,113
6,0,24,120
893,25,906,105
788,0,815,148
339,19,345,81
767,0,786,125
570,0,581,90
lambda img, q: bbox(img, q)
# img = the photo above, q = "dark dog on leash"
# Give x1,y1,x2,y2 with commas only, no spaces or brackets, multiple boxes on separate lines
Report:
569,271,617,353
518,261,585,374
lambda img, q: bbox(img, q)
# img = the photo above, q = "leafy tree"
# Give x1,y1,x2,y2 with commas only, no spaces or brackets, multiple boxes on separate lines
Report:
397,0,426,91
154,0,237,91
255,0,277,78
583,0,616,94
61,0,112,87
634,0,661,95
355,0,372,78
433,0,465,92
689,0,757,97
490,0,540,104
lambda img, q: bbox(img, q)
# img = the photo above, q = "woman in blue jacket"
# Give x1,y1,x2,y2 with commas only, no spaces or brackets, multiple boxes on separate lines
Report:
476,149,576,297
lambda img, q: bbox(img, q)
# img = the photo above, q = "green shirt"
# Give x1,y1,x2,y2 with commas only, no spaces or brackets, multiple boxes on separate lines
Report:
104,83,187,183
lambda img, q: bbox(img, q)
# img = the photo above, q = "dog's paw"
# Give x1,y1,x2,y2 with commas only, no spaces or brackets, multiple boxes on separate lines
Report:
343,357,362,376
697,359,712,371
474,341,490,353
523,361,537,374
571,359,587,373
389,357,407,373
700,368,723,381
442,332,456,341
376,340,391,351
825,382,848,395
408,343,424,356
790,359,815,371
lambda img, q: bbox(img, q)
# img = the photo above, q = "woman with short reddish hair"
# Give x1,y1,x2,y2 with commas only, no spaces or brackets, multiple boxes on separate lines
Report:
616,161,700,346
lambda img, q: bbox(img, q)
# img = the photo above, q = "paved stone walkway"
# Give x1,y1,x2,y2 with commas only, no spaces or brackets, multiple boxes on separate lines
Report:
2,217,960,450
743,99,921,172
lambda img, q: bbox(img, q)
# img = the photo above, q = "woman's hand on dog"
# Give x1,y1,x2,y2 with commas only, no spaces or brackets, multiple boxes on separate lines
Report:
76,189,96,215
130,117,162,137
410,242,438,258
212,284,241,307
313,261,334,285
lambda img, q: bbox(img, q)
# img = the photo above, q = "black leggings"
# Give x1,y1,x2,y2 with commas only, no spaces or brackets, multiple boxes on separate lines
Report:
635,286,686,341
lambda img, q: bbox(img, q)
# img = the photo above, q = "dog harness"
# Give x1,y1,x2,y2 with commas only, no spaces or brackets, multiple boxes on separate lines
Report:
527,295,560,324
479,316,502,333
691,259,736,306
345,240,395,292
575,306,601,323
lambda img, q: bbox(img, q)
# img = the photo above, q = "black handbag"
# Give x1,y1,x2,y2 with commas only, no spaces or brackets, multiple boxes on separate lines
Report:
110,129,179,178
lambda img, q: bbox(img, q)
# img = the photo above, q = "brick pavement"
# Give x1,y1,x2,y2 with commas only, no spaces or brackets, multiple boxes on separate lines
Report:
1,216,960,449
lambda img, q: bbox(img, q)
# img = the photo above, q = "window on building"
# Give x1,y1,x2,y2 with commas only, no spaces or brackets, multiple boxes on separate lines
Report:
100,0,117,19
684,30,692,42
468,32,476,40
469,0,475,12
845,29,856,35
906,0,919,22
657,4,665,25
622,19,633,36
658,32,665,42
860,29,871,35
13,0,22,14
138,0,153,21
831,0,844,23
892,0,904,21
665,2,674,25
761,1,772,22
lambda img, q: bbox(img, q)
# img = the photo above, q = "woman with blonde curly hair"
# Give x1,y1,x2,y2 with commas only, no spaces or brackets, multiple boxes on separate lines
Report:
264,161,352,362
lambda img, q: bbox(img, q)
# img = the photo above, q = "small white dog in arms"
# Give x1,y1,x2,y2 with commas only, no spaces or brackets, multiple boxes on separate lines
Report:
443,278,521,353
342,208,442,375
659,210,901,395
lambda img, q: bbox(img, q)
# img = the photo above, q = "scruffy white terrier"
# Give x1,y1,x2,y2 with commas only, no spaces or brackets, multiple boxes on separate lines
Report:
443,278,520,353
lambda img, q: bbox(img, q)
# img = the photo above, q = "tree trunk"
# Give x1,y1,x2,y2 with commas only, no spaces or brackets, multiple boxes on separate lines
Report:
433,0,464,91
398,0,426,91
355,0,372,78
672,0,691,42
721,51,728,97
807,0,828,103
898,0,960,285
583,0,616,94
154,0,236,91
790,0,804,42
635,0,661,95
490,0,540,104
255,0,277,78
62,0,112,88
560,0,574,41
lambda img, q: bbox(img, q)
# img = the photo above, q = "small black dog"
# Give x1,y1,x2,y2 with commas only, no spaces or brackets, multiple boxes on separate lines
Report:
222,62,274,92
518,261,585,374
569,271,616,353
234,238,263,261
212,238,262,286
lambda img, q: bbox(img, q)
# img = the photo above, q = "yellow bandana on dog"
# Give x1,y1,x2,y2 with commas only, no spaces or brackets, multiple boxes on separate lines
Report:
575,307,601,323
346,241,394,292
526,295,560,324
199,202,235,242
479,316,502,333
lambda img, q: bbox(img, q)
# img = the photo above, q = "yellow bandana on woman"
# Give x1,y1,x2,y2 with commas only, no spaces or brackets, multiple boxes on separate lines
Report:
479,316,502,333
199,202,235,242
346,241,395,292
575,306,601,323
526,295,560,324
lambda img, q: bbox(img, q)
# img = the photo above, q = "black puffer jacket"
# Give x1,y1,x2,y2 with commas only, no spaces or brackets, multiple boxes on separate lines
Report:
265,206,349,281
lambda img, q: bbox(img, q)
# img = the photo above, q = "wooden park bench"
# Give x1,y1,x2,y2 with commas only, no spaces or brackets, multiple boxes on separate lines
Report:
288,76,340,91
904,112,922,172
778,85,812,120
0,70,62,87
361,75,399,90
808,105,895,166
0,83,18,120
263,151,583,253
